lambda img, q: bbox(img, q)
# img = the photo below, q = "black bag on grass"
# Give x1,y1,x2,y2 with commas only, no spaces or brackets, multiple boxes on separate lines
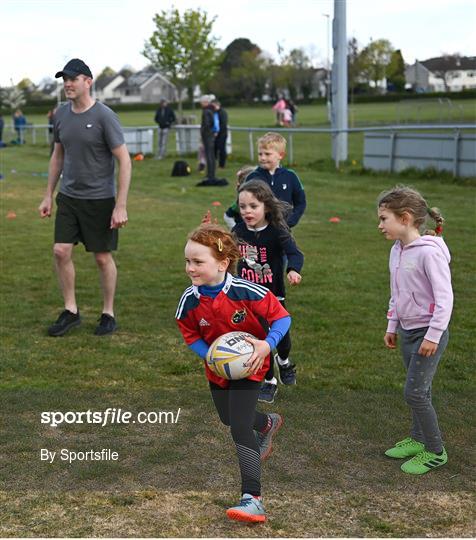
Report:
171,160,191,176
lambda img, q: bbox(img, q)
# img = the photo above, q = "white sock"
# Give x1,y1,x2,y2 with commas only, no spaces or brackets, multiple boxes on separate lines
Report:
276,356,290,367
265,377,278,385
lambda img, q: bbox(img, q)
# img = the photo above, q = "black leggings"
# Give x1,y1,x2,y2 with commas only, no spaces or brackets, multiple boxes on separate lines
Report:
210,379,268,496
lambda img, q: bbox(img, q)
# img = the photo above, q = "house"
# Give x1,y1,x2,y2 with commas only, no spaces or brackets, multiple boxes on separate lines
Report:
113,66,177,104
405,56,476,93
94,69,131,104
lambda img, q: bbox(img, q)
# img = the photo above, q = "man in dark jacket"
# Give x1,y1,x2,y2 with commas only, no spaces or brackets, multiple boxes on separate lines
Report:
154,99,176,159
212,99,228,168
200,95,216,180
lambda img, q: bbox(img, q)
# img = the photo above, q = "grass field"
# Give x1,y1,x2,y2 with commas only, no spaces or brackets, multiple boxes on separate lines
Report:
0,133,475,536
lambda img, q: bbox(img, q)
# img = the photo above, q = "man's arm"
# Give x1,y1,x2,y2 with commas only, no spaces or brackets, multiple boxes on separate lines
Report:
110,143,132,229
39,142,64,218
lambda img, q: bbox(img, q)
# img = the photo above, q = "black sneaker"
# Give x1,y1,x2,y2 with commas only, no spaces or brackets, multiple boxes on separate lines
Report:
48,309,81,337
258,382,278,404
277,360,297,385
94,313,117,336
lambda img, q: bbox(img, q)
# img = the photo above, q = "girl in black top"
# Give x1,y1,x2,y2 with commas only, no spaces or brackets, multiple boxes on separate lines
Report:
233,180,304,403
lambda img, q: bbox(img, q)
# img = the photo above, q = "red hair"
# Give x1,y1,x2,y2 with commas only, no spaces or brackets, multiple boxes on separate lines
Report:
187,224,240,273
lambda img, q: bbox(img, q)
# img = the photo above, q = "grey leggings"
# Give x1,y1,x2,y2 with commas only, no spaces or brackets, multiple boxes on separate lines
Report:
399,327,449,453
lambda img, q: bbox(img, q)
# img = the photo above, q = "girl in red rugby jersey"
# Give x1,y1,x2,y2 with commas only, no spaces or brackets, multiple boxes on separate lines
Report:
175,224,291,523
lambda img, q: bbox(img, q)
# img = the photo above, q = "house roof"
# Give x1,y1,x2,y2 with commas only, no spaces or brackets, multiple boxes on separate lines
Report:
116,66,175,90
95,75,117,90
420,56,476,72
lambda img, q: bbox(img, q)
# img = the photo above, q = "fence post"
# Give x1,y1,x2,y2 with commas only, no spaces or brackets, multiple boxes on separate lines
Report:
32,126,36,145
248,130,254,161
288,132,294,164
388,131,396,173
453,129,460,178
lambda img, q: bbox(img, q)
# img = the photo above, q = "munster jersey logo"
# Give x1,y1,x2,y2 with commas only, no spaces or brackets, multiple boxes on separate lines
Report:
232,308,247,324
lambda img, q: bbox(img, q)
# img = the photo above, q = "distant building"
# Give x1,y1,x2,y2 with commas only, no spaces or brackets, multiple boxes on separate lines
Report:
113,66,177,104
405,56,476,93
94,69,131,103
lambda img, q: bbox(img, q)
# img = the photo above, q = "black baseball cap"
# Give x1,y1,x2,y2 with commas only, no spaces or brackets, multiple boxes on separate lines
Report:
55,58,93,79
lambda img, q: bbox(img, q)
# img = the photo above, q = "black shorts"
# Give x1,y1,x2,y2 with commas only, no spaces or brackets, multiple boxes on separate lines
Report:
55,192,118,252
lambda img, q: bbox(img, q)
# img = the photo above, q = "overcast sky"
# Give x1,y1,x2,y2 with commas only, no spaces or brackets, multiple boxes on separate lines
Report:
1,0,475,86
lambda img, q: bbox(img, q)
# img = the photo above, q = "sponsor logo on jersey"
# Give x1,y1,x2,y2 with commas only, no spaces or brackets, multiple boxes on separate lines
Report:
231,309,247,324
199,318,211,326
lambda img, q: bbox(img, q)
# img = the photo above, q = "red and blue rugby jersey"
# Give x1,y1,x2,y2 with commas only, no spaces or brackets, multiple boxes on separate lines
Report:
176,273,289,388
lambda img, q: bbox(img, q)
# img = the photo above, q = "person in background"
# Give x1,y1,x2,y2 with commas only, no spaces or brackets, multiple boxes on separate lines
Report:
0,114,4,145
247,132,306,229
13,109,27,144
212,99,228,168
154,99,176,160
272,97,286,126
200,95,217,181
223,165,255,229
47,108,57,156
286,99,298,126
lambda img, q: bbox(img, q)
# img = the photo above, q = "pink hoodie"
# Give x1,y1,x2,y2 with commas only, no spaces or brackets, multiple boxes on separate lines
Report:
386,235,453,343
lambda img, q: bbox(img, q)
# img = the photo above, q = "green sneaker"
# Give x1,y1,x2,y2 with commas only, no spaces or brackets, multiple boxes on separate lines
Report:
401,448,448,475
384,437,425,459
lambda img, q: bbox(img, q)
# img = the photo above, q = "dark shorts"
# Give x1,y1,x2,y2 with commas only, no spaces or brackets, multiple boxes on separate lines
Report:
55,192,118,252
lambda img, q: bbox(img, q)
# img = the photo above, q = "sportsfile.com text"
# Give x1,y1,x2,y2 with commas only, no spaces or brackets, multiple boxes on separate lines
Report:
40,407,181,427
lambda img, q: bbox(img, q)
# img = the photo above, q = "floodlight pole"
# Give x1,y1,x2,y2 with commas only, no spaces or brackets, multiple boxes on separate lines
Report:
331,0,348,167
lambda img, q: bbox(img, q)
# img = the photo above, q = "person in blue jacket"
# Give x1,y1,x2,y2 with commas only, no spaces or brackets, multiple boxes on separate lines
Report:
14,109,27,144
224,132,306,229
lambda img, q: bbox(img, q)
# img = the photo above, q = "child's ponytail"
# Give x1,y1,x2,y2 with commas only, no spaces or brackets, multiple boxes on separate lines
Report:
425,207,445,236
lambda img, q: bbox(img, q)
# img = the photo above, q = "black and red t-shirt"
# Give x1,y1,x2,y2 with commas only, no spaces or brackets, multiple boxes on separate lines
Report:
233,222,304,300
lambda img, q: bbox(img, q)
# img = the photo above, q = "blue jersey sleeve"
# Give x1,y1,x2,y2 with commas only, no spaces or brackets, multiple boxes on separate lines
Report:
265,315,291,350
189,338,209,359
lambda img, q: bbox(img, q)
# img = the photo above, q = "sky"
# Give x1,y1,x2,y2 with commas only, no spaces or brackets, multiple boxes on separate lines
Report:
1,0,475,87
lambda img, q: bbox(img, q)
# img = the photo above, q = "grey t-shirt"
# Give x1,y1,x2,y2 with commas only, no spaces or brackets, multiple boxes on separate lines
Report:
54,101,125,199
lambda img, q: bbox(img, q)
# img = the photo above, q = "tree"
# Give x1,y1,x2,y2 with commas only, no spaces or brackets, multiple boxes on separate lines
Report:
359,39,394,92
97,66,117,79
230,50,269,102
386,49,406,92
142,7,220,116
221,38,260,73
1,84,26,115
432,53,462,92
347,37,363,100
283,48,314,100
208,38,262,101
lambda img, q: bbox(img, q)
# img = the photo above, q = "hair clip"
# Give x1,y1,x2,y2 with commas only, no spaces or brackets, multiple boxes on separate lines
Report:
435,225,443,235
217,238,224,252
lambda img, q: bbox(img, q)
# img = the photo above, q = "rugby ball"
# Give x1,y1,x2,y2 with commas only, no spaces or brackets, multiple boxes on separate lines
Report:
206,331,255,380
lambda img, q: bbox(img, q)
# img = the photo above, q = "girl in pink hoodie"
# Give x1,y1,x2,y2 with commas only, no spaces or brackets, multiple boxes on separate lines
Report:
377,186,453,475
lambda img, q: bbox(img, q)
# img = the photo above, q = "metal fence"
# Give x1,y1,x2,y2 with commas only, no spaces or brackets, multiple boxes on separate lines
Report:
4,122,476,177
363,130,476,177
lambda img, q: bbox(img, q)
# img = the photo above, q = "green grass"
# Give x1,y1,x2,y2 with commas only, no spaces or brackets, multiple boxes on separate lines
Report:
0,139,475,537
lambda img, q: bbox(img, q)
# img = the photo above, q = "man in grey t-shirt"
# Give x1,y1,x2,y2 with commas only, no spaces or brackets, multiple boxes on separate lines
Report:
39,58,131,337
